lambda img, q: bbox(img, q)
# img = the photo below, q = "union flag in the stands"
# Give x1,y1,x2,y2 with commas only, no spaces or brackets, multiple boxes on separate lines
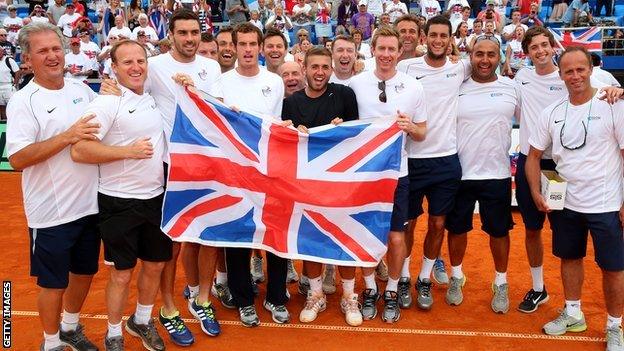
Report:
549,27,602,51
161,88,403,267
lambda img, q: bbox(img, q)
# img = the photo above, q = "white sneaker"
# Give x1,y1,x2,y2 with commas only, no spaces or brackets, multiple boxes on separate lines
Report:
340,293,363,326
607,325,624,351
299,291,327,323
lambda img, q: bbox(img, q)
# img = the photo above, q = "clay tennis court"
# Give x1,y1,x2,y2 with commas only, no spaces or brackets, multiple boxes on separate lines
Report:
0,171,609,350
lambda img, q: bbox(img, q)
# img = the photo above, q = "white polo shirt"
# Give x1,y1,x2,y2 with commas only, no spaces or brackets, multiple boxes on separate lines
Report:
146,52,221,141
210,68,284,120
131,25,159,41
529,92,624,213
398,56,470,158
87,86,165,199
57,13,81,37
348,69,427,176
457,76,519,180
6,79,98,228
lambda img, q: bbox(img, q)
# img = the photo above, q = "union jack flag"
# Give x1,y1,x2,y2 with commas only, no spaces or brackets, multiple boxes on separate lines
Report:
161,88,404,267
549,27,602,52
316,8,331,24
149,8,167,40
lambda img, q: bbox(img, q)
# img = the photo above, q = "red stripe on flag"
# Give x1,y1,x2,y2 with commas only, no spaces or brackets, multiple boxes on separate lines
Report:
186,88,259,163
168,195,243,238
327,124,401,172
305,210,377,263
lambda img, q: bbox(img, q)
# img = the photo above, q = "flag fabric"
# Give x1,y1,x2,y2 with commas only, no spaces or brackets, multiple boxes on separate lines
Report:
548,27,602,52
160,88,404,267
148,8,167,40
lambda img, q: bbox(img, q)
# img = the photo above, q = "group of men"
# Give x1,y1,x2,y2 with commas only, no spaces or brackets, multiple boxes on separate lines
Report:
5,6,624,351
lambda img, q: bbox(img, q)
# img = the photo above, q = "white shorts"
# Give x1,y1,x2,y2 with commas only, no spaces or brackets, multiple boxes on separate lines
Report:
0,84,15,105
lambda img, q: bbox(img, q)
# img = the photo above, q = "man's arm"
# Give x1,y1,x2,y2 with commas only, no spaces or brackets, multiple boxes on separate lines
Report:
525,146,550,212
9,115,99,171
71,137,153,163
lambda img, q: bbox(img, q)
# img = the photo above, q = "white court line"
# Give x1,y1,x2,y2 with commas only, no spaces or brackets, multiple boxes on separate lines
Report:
11,310,604,343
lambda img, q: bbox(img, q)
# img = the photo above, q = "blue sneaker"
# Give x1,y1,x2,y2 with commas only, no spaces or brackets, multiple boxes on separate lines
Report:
189,300,221,336
158,309,194,347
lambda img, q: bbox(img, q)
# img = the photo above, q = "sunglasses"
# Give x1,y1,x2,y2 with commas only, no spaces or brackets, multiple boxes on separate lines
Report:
378,80,386,103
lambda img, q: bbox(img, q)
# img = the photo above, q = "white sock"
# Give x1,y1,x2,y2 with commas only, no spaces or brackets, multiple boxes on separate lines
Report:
188,285,199,298
363,273,377,293
530,266,544,292
107,321,123,338
134,303,154,325
386,277,399,292
309,276,323,294
44,331,61,350
494,271,507,286
607,315,622,329
419,256,436,281
60,310,80,332
216,271,228,285
565,300,582,319
401,256,411,278
451,264,463,279
341,278,355,296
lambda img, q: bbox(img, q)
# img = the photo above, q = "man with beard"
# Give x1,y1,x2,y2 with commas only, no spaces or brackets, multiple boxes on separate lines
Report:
279,61,306,97
330,35,358,85
350,26,427,323
216,26,236,72
395,15,426,62
101,9,222,346
281,47,362,326
444,36,517,314
398,15,470,311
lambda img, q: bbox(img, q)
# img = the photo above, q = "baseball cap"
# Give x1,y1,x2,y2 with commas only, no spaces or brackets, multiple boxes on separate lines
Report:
34,4,43,9
66,3,75,7
486,0,496,5
70,37,80,44
358,0,366,6
137,30,146,36
7,5,16,11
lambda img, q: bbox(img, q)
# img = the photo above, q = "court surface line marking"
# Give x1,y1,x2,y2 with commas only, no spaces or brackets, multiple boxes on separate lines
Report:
12,310,604,343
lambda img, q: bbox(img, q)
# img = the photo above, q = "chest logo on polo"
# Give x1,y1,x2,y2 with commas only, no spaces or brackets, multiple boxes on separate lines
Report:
588,116,601,121
490,93,502,97
446,73,457,78
549,86,563,91
46,107,56,113
262,86,272,97
129,108,136,114
394,82,405,93
198,69,208,80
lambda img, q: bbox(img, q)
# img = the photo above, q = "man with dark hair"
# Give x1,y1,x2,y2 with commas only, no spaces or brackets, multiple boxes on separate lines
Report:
72,40,168,351
330,35,358,84
398,15,470,311
7,22,100,351
283,47,362,326
590,53,620,87
350,26,427,323
198,32,218,59
394,14,425,62
525,46,624,349
216,26,236,72
263,28,293,73
209,22,289,327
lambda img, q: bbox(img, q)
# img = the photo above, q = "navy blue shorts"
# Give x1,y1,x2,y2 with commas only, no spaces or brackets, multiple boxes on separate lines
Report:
408,154,462,218
550,209,624,271
98,193,173,270
515,153,556,231
445,178,514,238
29,215,100,289
390,176,409,232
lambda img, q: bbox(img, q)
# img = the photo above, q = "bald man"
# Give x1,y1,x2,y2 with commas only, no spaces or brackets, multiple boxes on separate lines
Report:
278,61,305,97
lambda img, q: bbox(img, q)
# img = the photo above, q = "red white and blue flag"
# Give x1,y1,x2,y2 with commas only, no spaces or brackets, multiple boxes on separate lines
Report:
149,8,167,40
549,27,602,52
161,89,403,267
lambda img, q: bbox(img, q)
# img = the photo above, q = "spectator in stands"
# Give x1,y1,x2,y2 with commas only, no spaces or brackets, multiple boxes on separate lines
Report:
469,0,482,16
250,10,264,31
258,0,274,26
378,12,391,27
292,0,314,39
47,0,66,25
562,0,592,26
64,37,92,83
30,5,51,23
477,0,502,30
57,3,82,38
315,0,333,45
0,29,16,58
386,0,408,23
293,37,311,63
550,0,568,22
100,0,125,43
195,0,213,33
25,0,45,17
127,0,145,31
518,0,539,16
351,1,375,41
132,14,159,44
447,0,470,24
591,53,621,86
266,6,293,45
454,22,471,58
157,38,172,55
226,0,250,25
79,30,100,79
148,0,170,38
352,28,371,58
604,29,624,56
521,3,544,27
291,28,310,53
71,15,95,38
502,9,528,41
337,0,358,28
595,0,613,17
136,30,157,57
3,5,22,46
107,15,132,42
0,0,7,25
0,44,17,120
504,25,527,77
452,6,473,32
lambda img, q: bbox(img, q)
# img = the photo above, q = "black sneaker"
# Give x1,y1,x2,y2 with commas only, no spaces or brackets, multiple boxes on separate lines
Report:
360,288,380,320
382,290,400,323
59,324,98,351
518,287,549,313
397,277,412,309
104,333,123,351
125,315,165,351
